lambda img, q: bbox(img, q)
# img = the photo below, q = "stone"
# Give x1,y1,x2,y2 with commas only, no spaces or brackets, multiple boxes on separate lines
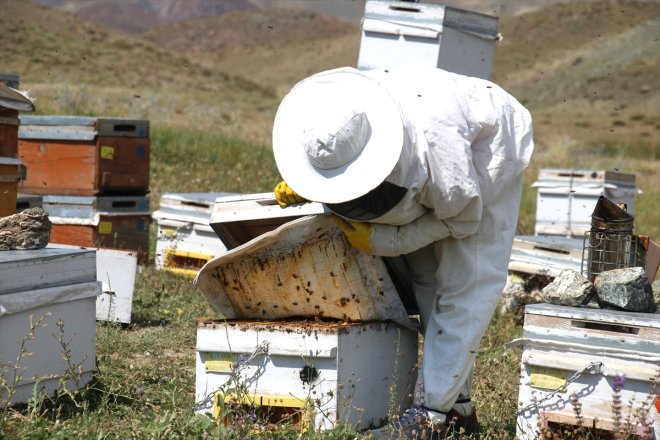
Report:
542,269,595,306
594,267,656,313
0,207,51,250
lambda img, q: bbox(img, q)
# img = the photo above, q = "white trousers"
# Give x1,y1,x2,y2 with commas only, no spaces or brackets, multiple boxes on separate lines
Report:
386,175,523,413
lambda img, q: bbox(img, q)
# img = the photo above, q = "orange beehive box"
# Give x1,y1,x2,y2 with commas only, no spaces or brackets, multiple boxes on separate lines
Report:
43,195,151,264
18,116,150,195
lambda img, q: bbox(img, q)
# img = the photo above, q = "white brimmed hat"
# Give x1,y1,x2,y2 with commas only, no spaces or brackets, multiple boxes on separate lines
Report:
273,67,404,204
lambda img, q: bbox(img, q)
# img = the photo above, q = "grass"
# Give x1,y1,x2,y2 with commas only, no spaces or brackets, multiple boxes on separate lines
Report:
2,1,659,437
2,121,658,440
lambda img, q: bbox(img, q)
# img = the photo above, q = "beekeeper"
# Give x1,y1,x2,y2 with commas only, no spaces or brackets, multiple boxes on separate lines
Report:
272,65,533,437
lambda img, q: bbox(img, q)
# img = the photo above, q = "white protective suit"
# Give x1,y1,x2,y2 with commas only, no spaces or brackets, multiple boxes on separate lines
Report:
325,65,534,415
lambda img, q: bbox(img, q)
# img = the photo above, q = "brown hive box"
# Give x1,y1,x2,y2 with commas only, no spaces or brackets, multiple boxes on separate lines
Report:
42,194,151,264
1,73,35,158
0,109,19,158
0,157,26,217
18,115,150,195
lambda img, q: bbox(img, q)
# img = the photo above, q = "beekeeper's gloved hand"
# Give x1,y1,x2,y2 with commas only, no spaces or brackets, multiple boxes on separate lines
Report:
333,215,372,253
274,181,307,208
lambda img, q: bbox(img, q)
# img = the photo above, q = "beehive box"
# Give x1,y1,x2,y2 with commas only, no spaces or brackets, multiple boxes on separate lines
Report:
153,192,235,276
194,319,418,431
0,157,26,217
533,169,640,237
43,194,151,264
18,115,150,195
209,192,327,250
509,303,659,439
0,248,99,406
357,1,499,79
48,244,138,324
196,214,411,327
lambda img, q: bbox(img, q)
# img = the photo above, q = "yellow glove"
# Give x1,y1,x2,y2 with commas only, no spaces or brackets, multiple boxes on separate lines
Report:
274,181,307,208
333,215,372,253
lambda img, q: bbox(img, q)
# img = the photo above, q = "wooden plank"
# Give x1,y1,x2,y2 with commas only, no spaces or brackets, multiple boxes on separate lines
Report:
0,248,96,294
0,109,18,157
96,136,150,192
18,139,99,195
49,215,150,265
524,313,660,343
18,136,149,195
210,193,327,249
524,303,660,327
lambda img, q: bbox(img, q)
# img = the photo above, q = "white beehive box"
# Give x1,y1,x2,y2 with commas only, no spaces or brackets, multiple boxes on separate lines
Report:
194,320,418,431
153,192,234,277
0,248,100,406
357,0,499,79
47,244,138,324
533,169,640,237
509,303,659,439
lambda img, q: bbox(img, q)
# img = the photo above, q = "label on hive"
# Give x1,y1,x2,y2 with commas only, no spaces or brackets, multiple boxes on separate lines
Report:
205,352,235,373
160,227,177,238
98,221,113,235
529,365,567,391
100,145,115,160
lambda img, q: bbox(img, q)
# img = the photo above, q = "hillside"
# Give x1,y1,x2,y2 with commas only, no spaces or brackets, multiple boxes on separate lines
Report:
0,0,278,140
141,9,359,94
493,0,660,154
3,0,658,153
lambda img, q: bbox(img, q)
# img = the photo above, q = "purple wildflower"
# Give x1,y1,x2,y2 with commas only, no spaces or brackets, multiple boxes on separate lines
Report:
613,374,626,391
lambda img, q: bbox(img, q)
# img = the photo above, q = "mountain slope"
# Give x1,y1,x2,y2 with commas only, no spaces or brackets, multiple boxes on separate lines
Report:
493,0,660,151
0,0,270,96
141,8,359,94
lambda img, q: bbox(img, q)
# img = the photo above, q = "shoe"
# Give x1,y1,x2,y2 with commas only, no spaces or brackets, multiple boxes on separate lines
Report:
444,409,481,436
368,407,447,439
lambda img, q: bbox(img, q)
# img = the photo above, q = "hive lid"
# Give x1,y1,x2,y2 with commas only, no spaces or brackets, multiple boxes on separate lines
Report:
19,115,149,140
195,214,413,329
153,192,238,224
0,247,96,295
209,192,328,250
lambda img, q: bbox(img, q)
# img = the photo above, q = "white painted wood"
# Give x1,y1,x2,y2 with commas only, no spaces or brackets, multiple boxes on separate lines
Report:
525,303,660,328
0,248,96,295
357,1,498,79
532,168,639,237
514,303,659,438
0,287,97,406
46,244,137,324
154,215,227,273
195,215,411,329
210,193,327,224
94,248,137,324
194,321,418,431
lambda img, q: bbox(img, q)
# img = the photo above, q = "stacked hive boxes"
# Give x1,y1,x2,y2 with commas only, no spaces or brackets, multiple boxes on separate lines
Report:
152,192,236,277
511,303,659,438
508,169,640,277
0,248,99,406
357,1,499,79
0,73,33,217
193,196,419,431
18,115,151,264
